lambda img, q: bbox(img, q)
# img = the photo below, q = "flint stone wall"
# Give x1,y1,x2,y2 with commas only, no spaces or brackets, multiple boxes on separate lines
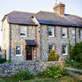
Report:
40,25,82,60
0,61,60,77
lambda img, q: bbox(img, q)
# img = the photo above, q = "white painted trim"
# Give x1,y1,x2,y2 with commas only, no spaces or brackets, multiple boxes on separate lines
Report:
49,45,54,53
20,26,27,37
49,26,54,37
63,45,68,55
16,45,22,56
62,28,67,38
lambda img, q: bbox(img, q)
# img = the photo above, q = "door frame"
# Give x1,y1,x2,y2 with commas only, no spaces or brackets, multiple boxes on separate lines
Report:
26,46,34,60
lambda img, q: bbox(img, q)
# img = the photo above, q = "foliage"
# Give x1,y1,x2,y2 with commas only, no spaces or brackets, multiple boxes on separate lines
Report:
68,39,72,57
70,42,82,62
7,59,12,63
62,69,69,76
0,46,1,51
37,65,64,78
13,68,33,81
1,76,81,82
35,60,39,62
48,50,60,61
65,59,82,69
0,57,6,63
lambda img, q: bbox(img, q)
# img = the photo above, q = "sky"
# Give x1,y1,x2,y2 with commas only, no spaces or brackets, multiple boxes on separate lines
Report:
0,0,82,46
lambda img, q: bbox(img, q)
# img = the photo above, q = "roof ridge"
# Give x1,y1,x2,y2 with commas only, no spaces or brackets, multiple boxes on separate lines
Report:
6,10,35,16
39,10,55,13
65,13,82,18
13,10,35,14
33,10,57,17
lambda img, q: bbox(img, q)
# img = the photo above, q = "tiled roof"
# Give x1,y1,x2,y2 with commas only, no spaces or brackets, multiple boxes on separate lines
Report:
35,11,82,27
2,11,82,27
7,11,37,25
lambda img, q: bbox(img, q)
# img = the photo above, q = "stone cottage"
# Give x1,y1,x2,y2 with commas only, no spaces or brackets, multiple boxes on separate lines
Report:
1,2,82,62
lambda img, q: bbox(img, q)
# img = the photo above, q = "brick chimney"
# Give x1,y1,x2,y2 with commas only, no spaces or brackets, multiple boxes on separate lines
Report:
53,2,65,15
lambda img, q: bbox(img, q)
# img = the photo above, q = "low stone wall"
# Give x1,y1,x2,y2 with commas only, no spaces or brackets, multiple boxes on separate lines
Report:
0,57,64,77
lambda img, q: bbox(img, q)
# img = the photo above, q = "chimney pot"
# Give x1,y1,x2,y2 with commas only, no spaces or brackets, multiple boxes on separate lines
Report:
53,2,65,16
55,3,57,6
59,2,61,4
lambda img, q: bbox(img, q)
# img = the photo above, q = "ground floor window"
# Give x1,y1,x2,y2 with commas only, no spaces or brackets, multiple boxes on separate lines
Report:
49,45,54,53
16,45,22,56
62,45,67,55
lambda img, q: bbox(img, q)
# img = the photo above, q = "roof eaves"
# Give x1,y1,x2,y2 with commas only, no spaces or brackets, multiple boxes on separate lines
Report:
8,22,38,26
39,23,81,27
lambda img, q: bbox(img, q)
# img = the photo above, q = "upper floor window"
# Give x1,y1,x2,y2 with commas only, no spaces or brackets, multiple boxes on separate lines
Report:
16,45,22,56
62,28,67,38
49,27,54,37
62,45,67,55
49,45,54,53
80,29,82,38
20,26,26,37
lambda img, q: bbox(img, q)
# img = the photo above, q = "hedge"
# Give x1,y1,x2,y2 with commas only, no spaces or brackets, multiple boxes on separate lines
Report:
0,57,6,63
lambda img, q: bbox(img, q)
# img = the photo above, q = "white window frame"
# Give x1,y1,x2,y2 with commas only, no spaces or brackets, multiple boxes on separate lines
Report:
49,26,54,37
62,28,67,38
80,29,82,38
16,45,22,56
49,45,54,53
62,45,68,55
20,26,27,37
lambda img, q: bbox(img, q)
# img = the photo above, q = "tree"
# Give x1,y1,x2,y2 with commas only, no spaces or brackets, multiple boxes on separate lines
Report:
70,42,82,62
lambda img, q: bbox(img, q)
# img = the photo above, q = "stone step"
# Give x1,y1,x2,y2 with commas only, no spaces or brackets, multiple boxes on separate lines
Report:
69,72,82,80
65,67,82,73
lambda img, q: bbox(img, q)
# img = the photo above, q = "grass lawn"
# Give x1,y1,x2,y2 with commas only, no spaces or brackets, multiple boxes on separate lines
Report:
0,76,81,82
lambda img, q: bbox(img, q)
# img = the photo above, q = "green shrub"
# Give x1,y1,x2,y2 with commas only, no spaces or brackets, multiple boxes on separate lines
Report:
37,65,62,78
70,42,82,62
62,69,69,76
7,59,12,63
65,59,82,69
48,50,60,61
68,39,72,57
35,60,39,62
14,68,33,81
0,58,6,63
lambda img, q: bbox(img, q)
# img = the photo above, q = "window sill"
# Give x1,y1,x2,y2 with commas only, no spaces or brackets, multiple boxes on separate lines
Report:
63,54,68,55
62,37,67,38
16,55,22,56
20,36,27,37
49,36,54,37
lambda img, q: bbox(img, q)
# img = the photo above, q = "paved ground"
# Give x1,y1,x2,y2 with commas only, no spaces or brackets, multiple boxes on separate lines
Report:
65,67,82,73
65,67,82,80
69,72,82,80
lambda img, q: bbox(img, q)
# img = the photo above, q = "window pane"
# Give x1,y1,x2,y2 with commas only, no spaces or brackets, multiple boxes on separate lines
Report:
49,27,54,36
62,28,67,37
62,45,66,54
49,45,53,53
20,26,26,36
16,46,21,55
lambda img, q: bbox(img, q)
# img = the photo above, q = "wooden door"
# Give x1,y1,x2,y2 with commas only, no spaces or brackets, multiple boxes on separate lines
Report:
26,46,32,60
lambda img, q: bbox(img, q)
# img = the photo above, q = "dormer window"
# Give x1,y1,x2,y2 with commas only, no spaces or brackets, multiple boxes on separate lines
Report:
62,28,67,38
49,27,54,37
20,26,26,37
